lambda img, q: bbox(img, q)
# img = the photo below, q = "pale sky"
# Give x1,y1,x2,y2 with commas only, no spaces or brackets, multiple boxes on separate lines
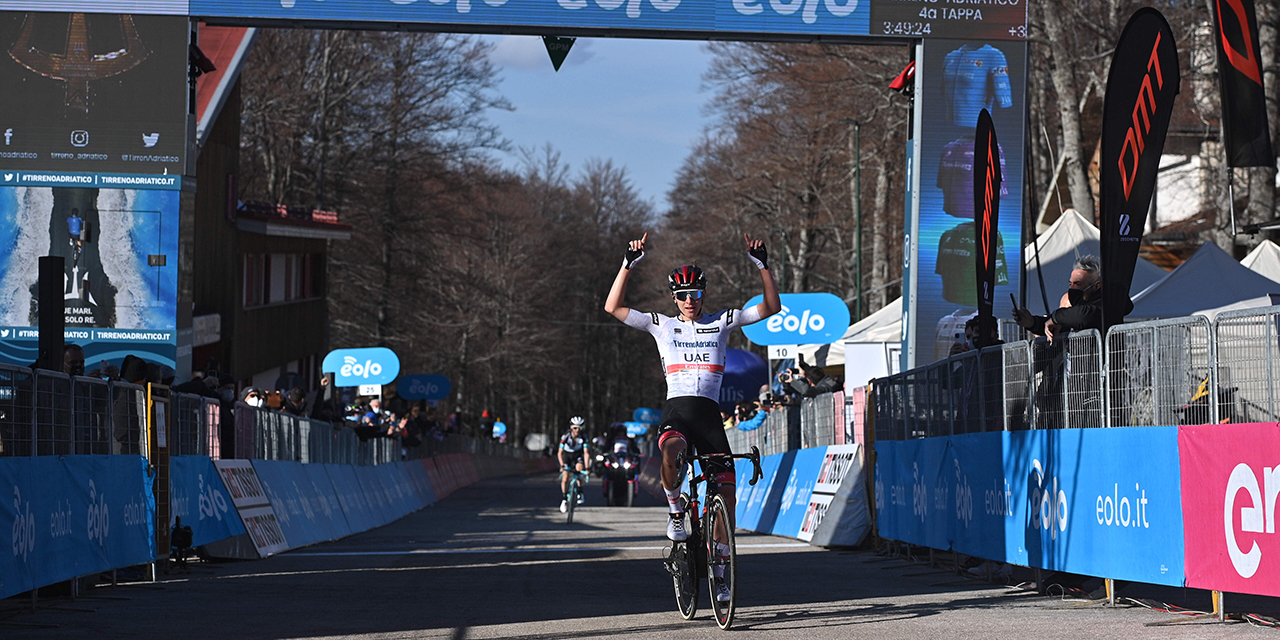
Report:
480,35,715,210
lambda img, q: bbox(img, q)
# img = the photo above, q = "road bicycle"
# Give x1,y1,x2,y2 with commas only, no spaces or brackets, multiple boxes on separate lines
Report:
663,446,762,630
564,466,589,524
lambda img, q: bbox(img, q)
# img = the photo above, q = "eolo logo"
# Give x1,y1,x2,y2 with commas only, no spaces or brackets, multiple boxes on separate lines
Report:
341,356,382,380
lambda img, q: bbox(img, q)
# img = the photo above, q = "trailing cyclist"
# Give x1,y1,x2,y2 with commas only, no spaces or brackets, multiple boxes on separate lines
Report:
559,416,589,513
604,232,780,603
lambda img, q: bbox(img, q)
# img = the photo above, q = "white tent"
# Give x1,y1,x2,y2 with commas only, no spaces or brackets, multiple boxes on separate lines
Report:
1130,242,1280,319
798,297,901,368
1241,240,1280,284
1024,209,1167,315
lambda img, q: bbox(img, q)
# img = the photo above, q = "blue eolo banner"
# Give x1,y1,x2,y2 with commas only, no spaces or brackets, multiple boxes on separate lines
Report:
874,428,1185,587
741,293,850,346
323,347,401,387
189,0,1025,40
0,455,156,600
170,456,246,548
398,374,451,401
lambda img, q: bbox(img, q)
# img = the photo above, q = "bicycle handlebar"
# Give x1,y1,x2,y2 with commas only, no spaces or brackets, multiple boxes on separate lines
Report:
678,446,765,486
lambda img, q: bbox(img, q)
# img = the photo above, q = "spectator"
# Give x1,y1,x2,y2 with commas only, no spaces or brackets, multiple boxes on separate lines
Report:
479,410,495,438
1011,254,1130,341
241,387,266,408
306,373,341,423
174,370,220,398
283,387,307,416
63,344,85,376
948,317,1005,356
784,357,840,398
86,359,121,381
736,396,770,432
362,398,384,428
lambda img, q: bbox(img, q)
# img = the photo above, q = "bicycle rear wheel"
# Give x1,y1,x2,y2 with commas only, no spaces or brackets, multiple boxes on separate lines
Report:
669,494,699,620
705,493,737,629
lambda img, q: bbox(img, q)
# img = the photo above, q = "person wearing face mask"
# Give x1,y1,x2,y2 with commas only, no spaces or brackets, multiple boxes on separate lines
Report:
1011,255,1129,341
241,387,267,408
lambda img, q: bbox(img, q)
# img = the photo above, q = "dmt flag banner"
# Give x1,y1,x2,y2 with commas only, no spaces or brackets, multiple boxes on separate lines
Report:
1180,423,1280,596
1099,8,1179,330
972,109,1001,348
1210,0,1275,167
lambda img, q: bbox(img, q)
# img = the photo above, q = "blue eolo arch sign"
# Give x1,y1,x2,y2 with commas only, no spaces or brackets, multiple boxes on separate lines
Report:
741,292,850,345
182,0,1024,41
323,347,401,386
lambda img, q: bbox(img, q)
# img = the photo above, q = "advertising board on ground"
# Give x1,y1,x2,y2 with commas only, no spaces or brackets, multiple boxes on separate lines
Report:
213,459,288,557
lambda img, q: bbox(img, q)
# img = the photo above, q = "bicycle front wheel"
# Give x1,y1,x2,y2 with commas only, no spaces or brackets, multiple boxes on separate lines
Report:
705,492,738,630
566,478,577,524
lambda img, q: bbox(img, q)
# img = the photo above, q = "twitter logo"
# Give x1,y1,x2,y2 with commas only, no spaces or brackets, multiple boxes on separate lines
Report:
142,133,159,147
2,174,11,182
1,330,10,338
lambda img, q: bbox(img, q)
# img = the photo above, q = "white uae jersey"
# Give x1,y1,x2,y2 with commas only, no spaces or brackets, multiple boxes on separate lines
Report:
623,307,764,401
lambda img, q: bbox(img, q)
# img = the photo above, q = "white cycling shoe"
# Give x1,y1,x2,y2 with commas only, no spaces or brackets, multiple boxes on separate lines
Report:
714,579,732,603
577,493,584,505
559,499,568,513
666,513,689,542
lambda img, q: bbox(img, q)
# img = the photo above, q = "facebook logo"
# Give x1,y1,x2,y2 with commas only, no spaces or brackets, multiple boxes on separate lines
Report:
4,129,10,146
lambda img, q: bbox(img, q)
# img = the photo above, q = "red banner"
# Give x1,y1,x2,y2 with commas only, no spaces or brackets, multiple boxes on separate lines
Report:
1180,422,1280,595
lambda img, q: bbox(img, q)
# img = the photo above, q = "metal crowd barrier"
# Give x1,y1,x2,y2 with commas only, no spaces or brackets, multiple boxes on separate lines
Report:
872,310,1280,439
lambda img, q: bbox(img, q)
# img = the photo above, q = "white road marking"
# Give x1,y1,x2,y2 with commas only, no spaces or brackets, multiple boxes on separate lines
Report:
288,543,809,557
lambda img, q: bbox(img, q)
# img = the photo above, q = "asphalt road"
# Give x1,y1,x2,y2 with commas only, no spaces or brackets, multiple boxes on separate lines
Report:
5,473,1279,639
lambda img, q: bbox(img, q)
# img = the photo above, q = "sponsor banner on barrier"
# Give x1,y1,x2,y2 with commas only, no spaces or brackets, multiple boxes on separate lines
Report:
0,455,155,600
1181,422,1280,596
170,456,245,548
799,444,859,542
325,464,378,534
735,451,782,530
303,463,352,540
771,446,826,539
253,460,332,550
213,459,287,557
876,428,1184,586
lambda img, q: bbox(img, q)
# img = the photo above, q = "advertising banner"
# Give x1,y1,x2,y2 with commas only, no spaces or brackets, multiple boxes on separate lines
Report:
876,428,1185,587
322,347,401,387
1099,8,1179,330
0,455,155,601
398,374,451,401
1180,422,1280,596
170,455,246,548
972,109,1000,348
0,184,179,367
1210,0,1274,167
0,13,189,175
252,460,332,550
800,443,863,543
325,463,378,534
213,459,288,557
190,0,1025,41
742,293,850,346
0,2,190,14
905,38,1024,366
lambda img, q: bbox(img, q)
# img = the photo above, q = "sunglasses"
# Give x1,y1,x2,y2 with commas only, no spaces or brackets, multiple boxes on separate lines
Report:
674,290,704,301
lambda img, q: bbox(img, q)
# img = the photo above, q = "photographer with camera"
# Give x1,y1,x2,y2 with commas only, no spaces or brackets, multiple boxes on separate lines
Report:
781,356,840,398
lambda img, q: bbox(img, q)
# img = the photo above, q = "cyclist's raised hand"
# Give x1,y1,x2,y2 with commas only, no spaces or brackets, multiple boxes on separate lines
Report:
744,233,768,270
624,232,648,270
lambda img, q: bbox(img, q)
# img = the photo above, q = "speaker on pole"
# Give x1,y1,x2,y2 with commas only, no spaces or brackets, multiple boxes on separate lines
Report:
38,256,64,371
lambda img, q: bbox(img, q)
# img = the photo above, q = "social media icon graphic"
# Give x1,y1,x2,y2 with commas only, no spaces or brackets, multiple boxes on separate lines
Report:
0,329,9,338
2,174,11,182
70,130,89,147
3,128,11,145
142,133,159,147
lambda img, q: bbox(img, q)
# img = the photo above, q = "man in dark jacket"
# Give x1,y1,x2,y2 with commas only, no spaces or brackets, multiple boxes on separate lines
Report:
786,357,841,398
1011,255,1132,340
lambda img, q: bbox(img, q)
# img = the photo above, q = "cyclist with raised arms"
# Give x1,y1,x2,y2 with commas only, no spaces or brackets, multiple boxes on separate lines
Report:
604,232,780,603
559,416,589,513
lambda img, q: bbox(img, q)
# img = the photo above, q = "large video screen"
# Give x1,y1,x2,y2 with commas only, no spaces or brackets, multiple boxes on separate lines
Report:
0,12,189,175
0,184,178,368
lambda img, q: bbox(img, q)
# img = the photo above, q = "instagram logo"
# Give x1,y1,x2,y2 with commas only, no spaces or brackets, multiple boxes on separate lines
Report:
70,130,89,147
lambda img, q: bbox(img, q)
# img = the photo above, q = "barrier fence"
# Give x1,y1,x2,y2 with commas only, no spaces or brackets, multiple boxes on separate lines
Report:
726,391,847,456
871,306,1280,606
0,365,535,465
870,311,1263,440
